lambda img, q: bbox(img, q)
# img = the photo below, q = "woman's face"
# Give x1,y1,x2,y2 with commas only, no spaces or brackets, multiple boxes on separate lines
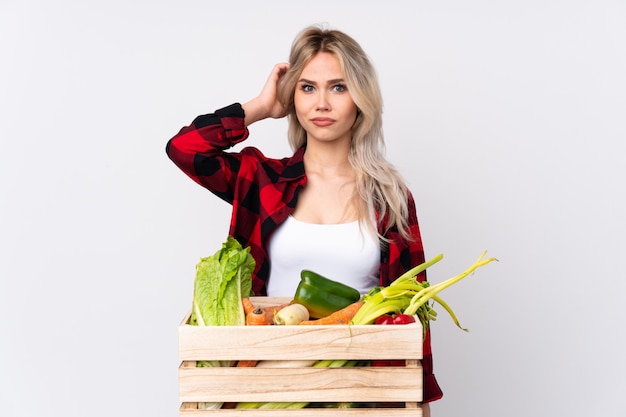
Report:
294,52,358,146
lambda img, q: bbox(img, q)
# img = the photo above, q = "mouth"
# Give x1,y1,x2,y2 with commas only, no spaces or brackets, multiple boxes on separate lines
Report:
311,117,335,127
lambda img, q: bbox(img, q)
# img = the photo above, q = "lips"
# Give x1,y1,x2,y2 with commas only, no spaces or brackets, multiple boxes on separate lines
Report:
311,117,335,127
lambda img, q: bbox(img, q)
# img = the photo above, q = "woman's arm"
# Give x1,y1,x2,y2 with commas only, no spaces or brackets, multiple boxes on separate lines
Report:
166,63,291,201
165,104,250,203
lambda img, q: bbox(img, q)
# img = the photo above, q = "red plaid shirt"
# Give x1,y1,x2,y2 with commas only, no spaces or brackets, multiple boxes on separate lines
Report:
166,103,442,402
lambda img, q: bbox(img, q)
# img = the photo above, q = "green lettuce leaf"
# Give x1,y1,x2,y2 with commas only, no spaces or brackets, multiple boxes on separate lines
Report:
190,236,255,327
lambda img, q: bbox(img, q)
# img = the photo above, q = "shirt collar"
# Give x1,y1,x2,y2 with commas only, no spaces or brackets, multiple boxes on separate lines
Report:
276,146,306,183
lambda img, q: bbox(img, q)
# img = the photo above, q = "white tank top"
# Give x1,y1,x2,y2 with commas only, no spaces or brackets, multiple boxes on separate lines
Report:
266,215,380,297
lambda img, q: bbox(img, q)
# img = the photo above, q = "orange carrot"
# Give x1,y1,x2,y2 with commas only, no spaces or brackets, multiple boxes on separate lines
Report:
236,360,258,367
243,299,291,325
299,301,364,325
246,306,272,325
242,297,256,316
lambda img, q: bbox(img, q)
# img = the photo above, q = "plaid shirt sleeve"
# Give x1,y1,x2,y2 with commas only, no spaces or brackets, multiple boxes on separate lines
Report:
379,192,444,403
165,103,250,204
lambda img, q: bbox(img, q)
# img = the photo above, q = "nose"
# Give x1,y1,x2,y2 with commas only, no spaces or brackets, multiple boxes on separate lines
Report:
316,91,330,111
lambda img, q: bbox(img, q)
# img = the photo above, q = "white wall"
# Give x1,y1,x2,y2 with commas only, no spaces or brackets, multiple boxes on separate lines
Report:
1,1,625,416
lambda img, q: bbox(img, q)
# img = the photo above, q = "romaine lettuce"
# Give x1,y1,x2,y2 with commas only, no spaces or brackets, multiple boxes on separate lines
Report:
190,236,255,327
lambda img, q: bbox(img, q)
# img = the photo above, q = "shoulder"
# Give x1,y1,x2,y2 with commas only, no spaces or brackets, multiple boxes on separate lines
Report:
237,146,306,182
238,146,290,168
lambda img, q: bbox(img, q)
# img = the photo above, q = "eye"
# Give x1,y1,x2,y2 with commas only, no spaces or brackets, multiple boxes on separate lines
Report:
332,84,347,93
299,83,314,92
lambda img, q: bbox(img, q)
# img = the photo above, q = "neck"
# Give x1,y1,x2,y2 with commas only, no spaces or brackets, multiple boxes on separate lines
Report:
303,141,352,175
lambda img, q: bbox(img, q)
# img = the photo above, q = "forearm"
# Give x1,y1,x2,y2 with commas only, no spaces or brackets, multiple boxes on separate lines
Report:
165,104,248,196
241,97,269,126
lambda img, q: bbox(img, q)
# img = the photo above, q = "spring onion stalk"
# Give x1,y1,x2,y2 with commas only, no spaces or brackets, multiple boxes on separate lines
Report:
429,295,466,331
403,251,497,318
348,255,442,326
351,251,497,331
392,253,444,285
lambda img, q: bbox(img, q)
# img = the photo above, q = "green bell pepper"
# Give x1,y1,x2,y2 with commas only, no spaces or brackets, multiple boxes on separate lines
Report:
293,270,361,319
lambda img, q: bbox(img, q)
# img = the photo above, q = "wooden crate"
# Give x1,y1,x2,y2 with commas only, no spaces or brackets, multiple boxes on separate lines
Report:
179,297,423,416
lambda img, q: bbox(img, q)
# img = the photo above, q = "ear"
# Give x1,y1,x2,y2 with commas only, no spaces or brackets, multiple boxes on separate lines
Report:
352,109,362,129
354,108,362,123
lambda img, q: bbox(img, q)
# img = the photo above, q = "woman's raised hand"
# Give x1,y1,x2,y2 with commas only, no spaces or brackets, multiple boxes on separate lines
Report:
243,63,290,126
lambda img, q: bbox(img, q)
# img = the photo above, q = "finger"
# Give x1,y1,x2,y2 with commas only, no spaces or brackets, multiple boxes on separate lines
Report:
273,62,290,78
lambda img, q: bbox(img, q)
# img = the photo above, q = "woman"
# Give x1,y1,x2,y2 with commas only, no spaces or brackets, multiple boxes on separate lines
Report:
166,26,442,410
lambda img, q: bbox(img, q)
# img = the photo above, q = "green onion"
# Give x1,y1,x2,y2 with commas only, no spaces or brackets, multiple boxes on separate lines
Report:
403,251,498,324
351,251,497,332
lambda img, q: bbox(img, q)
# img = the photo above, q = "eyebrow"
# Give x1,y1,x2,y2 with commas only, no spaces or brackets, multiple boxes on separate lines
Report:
298,78,346,85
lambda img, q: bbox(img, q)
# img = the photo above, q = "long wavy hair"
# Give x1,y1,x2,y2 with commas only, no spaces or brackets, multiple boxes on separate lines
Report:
277,26,412,241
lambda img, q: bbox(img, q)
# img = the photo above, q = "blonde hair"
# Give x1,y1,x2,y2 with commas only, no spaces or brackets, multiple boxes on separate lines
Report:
277,26,412,240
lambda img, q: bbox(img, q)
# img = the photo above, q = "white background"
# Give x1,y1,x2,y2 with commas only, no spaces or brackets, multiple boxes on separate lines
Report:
1,1,625,416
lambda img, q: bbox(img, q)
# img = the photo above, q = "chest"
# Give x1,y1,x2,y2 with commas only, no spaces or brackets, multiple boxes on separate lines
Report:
292,175,361,224
267,215,380,296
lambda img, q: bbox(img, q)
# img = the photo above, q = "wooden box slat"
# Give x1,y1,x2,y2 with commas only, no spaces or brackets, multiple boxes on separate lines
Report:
179,321,422,361
179,365,422,402
179,298,422,361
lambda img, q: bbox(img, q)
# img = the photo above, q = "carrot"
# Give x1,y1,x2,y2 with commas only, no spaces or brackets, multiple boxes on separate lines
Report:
236,360,259,367
298,301,364,325
242,297,256,316
262,303,290,322
246,306,272,325
244,299,291,325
